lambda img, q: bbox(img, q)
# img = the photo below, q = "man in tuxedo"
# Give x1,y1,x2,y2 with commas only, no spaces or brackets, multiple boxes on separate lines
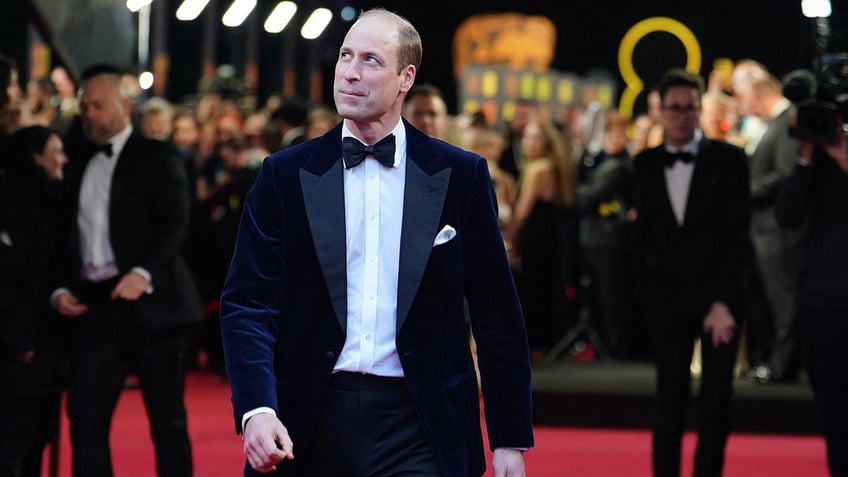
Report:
735,74,802,383
402,83,450,141
53,64,204,477
220,8,533,477
632,68,750,477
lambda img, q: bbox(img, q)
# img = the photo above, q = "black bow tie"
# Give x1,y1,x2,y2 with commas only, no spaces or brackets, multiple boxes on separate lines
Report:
94,143,113,157
664,150,694,167
342,135,396,169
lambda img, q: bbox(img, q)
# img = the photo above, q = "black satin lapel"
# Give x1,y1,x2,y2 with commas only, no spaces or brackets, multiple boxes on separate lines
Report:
300,161,347,331
683,157,710,227
396,160,451,331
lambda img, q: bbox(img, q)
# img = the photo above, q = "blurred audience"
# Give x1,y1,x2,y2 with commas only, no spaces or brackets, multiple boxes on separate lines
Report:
402,83,449,140
22,78,58,129
304,104,340,140
268,98,308,150
139,97,174,141
498,99,538,180
700,90,745,147
575,109,638,360
468,126,516,229
0,125,69,477
0,55,22,139
735,71,803,384
48,66,78,133
505,118,578,362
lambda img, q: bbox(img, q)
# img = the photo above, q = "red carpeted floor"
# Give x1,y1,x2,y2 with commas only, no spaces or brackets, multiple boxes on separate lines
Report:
42,373,830,476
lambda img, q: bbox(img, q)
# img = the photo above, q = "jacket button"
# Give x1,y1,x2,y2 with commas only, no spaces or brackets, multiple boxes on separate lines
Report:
326,351,335,359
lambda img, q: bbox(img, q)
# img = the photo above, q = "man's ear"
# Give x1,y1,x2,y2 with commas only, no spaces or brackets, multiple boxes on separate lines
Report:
399,65,416,94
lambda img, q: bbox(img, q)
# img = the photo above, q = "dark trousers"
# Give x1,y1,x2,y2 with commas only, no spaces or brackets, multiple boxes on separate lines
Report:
648,312,738,477
67,280,192,477
0,393,61,477
751,229,800,377
298,372,443,477
799,303,848,477
580,248,636,359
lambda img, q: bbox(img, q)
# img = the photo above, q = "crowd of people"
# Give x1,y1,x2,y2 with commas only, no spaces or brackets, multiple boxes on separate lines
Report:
0,15,846,475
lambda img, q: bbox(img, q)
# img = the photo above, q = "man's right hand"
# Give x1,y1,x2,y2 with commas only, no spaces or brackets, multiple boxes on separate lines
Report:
54,291,89,318
243,413,294,473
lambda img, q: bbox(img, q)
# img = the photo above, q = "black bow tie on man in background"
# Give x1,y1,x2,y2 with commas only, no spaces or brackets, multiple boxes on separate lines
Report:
664,150,695,168
342,134,396,169
94,142,113,157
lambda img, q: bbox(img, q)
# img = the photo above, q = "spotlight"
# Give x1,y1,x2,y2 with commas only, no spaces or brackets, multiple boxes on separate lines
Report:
301,8,332,40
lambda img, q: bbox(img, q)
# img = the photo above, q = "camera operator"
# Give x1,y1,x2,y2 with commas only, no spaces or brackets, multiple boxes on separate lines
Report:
775,112,848,477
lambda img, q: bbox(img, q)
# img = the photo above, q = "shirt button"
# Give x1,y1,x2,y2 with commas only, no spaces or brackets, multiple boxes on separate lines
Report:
365,334,371,341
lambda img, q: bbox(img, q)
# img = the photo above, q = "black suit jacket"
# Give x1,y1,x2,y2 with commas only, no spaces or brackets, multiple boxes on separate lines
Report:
62,129,204,330
0,160,70,397
220,120,534,477
633,138,751,319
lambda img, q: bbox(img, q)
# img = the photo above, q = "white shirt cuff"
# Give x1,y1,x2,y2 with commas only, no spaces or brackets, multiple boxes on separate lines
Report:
131,266,154,294
50,287,71,309
241,406,277,432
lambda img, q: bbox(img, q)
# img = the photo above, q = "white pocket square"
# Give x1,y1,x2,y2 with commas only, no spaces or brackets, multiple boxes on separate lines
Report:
433,224,456,246
0,230,12,247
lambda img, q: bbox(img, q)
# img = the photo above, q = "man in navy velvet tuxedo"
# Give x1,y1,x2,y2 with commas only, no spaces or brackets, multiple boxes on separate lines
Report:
219,8,534,477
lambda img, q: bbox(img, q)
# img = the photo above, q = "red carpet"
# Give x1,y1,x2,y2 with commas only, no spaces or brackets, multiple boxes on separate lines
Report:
42,373,830,476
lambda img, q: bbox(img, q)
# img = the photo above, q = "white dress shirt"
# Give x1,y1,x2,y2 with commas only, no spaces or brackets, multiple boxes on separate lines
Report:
78,125,132,281
664,129,702,226
333,119,406,377
242,120,408,429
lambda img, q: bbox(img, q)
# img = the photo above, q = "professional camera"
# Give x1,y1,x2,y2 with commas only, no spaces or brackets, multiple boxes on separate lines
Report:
784,52,848,144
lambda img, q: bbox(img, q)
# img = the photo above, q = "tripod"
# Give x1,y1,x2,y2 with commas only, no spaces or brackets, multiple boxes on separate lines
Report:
542,275,609,364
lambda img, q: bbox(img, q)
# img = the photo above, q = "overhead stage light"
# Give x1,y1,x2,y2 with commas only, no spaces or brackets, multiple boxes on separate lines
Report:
801,0,832,17
301,8,332,40
264,1,297,34
222,0,257,27
176,0,210,21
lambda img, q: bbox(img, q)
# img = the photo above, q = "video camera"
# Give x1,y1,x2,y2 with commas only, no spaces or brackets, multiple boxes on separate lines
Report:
784,52,848,144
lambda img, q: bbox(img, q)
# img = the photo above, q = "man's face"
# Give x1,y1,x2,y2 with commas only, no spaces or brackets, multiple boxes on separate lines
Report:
661,86,700,147
1,68,21,134
172,115,200,149
141,111,172,141
79,75,130,144
333,13,414,128
404,94,448,139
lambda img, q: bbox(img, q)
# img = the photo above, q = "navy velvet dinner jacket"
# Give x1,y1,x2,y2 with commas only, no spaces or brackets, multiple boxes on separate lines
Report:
220,120,534,477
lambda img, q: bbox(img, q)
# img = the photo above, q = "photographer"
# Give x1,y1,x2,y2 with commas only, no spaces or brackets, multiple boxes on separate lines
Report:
775,115,848,477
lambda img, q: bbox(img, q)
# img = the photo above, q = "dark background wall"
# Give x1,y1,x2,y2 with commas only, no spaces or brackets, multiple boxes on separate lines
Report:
2,0,845,116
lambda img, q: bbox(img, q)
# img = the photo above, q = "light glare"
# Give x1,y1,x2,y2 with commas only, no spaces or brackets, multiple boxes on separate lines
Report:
802,0,832,17
222,0,257,27
264,1,297,34
139,71,154,90
176,0,210,21
126,0,152,12
301,8,332,40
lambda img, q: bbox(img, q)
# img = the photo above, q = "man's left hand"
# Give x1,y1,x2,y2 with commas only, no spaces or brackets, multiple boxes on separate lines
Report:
111,271,150,301
492,448,526,477
703,302,736,348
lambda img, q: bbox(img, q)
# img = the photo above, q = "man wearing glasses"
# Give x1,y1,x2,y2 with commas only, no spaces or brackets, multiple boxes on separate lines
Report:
632,68,751,477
